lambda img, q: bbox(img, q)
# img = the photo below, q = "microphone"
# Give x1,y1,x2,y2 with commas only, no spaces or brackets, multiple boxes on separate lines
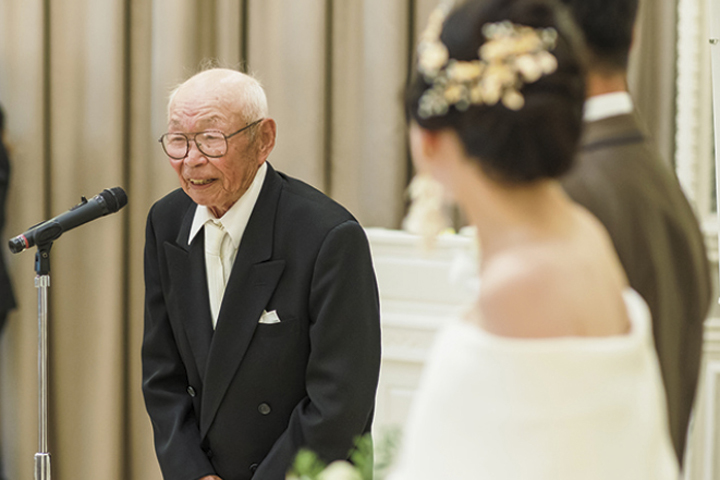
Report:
8,187,128,254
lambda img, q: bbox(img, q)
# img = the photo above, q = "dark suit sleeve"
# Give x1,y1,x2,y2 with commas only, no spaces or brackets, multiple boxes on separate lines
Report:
562,141,712,465
253,220,382,479
141,207,216,480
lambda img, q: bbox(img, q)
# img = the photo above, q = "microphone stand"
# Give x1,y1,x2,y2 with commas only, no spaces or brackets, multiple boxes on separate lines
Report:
33,241,52,480
7,187,127,480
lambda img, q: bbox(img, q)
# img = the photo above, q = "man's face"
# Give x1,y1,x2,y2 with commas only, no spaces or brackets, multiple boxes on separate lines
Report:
167,86,261,218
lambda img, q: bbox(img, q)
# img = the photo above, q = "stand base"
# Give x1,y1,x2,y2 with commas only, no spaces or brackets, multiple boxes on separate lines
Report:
34,453,50,480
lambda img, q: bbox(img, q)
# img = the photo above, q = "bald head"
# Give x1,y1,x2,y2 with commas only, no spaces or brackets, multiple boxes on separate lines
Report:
168,68,268,126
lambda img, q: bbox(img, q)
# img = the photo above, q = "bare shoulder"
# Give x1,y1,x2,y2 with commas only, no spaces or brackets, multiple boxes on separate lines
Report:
477,239,629,339
478,249,576,338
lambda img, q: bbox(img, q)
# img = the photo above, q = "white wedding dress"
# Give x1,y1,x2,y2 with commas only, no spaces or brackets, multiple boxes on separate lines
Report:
388,289,679,479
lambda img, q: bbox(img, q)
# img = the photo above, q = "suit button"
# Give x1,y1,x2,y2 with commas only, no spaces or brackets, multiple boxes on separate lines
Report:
206,449,213,459
250,463,258,473
258,403,271,415
187,386,196,397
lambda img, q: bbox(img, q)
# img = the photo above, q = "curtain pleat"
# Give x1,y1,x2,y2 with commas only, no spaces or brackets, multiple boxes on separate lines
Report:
247,0,328,190
330,0,411,227
45,1,127,479
628,0,677,167
0,1,679,479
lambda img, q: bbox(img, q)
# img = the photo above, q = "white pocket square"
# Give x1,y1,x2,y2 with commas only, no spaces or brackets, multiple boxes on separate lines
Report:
259,310,281,324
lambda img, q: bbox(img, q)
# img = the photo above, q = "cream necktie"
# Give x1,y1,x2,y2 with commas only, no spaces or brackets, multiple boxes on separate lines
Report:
205,221,229,328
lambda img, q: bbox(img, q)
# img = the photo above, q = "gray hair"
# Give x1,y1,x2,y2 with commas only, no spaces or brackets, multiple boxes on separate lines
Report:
236,74,269,122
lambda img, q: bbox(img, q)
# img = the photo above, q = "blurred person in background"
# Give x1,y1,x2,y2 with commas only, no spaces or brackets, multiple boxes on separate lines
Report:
560,0,712,466
0,103,17,480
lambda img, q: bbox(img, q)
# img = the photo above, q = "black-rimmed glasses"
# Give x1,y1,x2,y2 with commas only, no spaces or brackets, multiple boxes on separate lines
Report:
159,119,264,160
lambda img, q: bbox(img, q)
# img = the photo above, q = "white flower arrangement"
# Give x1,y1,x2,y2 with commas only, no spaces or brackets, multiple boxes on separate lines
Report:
402,173,453,252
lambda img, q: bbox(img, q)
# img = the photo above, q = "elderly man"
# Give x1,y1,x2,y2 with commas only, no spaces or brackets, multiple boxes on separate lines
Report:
142,68,381,480
560,0,712,467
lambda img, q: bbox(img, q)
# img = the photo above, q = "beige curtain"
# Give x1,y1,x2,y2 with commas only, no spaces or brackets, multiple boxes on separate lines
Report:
0,1,677,479
628,0,678,166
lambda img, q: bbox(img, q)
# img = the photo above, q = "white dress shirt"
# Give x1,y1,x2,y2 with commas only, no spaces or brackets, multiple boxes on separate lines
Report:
583,91,634,123
188,162,268,326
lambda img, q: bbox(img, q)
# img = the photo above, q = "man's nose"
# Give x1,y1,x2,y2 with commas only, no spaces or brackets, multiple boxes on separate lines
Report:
184,139,207,167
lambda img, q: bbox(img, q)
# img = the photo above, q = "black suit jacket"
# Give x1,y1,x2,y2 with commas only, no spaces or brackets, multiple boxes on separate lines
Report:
0,139,16,331
142,163,382,480
561,113,712,465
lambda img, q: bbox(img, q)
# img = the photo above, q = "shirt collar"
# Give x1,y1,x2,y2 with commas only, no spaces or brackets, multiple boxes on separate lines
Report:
583,91,634,123
188,162,268,248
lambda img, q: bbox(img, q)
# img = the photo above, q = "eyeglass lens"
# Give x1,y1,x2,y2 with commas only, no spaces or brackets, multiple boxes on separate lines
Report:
162,132,228,159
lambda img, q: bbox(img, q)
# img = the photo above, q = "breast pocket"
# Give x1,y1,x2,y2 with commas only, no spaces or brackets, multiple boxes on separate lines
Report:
255,315,299,338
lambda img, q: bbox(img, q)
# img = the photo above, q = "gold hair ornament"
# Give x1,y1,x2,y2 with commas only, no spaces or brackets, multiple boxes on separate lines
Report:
417,1,559,118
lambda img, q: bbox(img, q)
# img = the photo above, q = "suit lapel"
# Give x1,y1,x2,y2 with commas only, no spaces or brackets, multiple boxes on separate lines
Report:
200,163,286,438
164,203,215,380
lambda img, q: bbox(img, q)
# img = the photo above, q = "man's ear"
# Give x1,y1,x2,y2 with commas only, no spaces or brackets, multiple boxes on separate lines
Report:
256,118,277,163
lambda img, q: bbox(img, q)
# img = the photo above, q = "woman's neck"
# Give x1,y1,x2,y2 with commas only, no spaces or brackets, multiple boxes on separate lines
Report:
454,170,575,261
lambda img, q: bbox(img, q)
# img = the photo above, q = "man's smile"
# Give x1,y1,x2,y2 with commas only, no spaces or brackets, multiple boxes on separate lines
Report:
188,178,216,186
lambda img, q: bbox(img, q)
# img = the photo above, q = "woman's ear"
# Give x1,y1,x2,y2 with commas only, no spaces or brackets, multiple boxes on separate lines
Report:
409,122,442,169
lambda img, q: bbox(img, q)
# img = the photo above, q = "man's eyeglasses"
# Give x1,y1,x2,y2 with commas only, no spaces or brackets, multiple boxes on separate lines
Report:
159,119,264,160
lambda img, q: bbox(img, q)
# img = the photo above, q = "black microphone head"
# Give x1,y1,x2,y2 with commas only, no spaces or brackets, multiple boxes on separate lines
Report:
100,187,128,213
8,235,27,254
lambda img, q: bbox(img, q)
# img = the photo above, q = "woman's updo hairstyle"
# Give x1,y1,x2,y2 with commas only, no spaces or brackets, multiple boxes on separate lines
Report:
406,0,586,183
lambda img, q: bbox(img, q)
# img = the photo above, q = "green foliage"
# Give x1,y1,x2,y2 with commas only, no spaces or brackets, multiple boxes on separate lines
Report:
372,427,402,480
287,449,328,480
286,429,402,480
349,434,374,480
